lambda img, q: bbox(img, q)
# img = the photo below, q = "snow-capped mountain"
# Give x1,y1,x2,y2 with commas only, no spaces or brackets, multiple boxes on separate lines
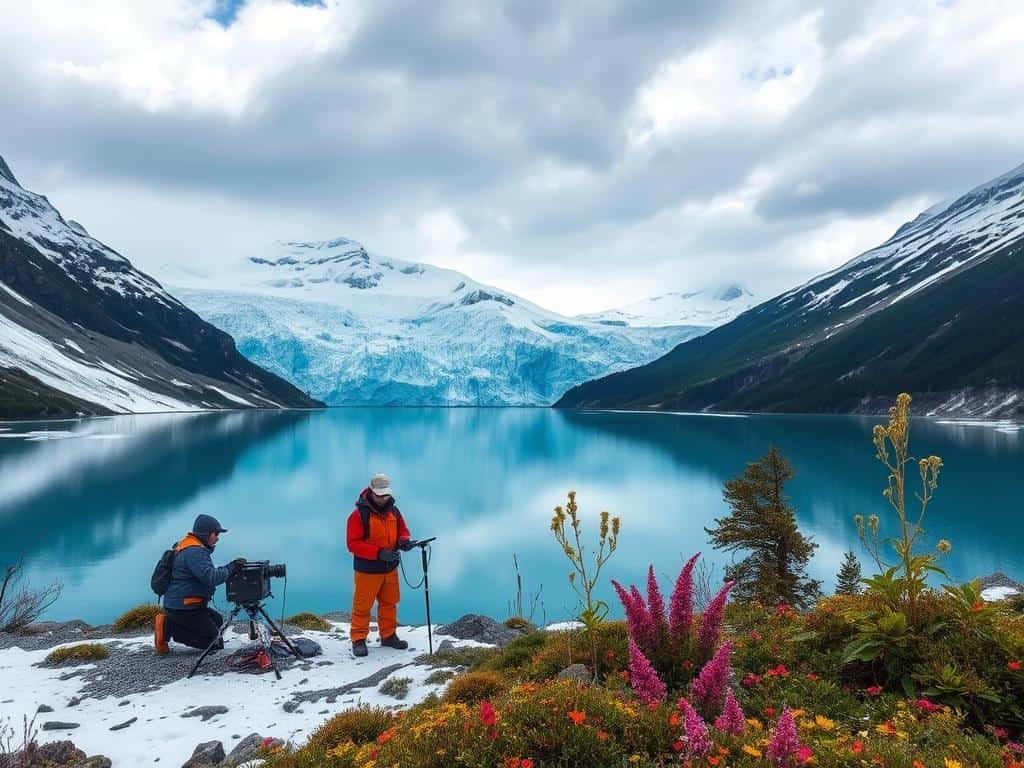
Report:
578,284,757,328
167,239,707,406
559,161,1024,417
0,153,321,418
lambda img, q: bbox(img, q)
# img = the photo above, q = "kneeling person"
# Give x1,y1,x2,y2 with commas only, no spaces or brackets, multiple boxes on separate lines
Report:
154,514,243,654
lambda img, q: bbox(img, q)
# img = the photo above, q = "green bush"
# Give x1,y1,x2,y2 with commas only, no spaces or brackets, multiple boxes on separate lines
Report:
304,706,394,752
425,669,456,685
415,644,497,670
44,643,108,665
441,670,508,705
285,612,332,631
111,604,163,632
379,676,412,700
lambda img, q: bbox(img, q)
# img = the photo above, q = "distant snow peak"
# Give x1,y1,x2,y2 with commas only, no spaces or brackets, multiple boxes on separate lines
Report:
579,284,757,328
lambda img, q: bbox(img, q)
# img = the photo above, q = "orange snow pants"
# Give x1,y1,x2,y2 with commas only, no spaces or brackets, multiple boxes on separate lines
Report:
351,569,400,641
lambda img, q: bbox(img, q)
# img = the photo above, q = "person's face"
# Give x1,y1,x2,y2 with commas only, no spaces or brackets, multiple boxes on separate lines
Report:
208,531,220,547
371,491,392,505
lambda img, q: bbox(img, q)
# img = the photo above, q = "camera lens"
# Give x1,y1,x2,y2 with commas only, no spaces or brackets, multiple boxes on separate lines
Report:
266,563,287,579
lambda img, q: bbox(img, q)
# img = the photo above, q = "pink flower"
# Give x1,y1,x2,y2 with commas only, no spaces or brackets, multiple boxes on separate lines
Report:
691,641,733,717
916,698,941,714
698,580,735,658
612,580,655,649
865,684,882,696
627,639,666,706
796,746,813,764
766,707,803,765
680,698,712,757
741,673,761,687
669,553,700,647
713,688,746,736
765,664,789,678
749,630,762,641
479,701,497,727
647,565,668,635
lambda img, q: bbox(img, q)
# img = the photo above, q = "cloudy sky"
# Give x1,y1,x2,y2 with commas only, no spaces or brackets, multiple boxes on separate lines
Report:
1,0,1022,314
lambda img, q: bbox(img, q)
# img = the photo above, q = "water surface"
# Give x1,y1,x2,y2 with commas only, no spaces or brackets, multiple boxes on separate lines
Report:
0,409,1019,626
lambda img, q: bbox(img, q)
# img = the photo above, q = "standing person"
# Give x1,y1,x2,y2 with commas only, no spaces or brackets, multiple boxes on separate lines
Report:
346,473,415,657
154,514,244,654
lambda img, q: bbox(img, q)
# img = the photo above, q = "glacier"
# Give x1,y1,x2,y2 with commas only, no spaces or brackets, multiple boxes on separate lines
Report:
166,238,741,406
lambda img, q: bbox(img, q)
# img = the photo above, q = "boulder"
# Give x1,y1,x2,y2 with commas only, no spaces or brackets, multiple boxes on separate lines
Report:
41,722,80,731
556,663,592,683
437,614,520,647
225,734,283,766
182,741,225,768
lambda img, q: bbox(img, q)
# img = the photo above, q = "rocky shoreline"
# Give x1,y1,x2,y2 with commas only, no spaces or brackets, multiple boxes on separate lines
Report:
0,611,527,767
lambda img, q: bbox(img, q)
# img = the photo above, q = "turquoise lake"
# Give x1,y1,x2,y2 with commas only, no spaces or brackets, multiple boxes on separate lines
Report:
0,408,1020,627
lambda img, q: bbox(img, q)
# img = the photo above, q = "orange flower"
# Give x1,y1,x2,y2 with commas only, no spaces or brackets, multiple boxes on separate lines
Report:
669,712,682,727
851,740,864,755
376,727,396,745
522,761,534,768
1009,660,1022,671
568,710,586,725
970,600,985,613
913,760,925,768
708,757,721,766
597,730,608,742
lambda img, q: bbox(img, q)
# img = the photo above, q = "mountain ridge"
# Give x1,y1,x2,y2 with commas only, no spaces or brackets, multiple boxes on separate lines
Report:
556,161,1024,418
0,153,323,418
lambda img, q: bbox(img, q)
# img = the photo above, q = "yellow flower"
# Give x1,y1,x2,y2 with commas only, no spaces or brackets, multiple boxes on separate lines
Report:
944,759,962,768
629,756,642,764
814,715,836,731
742,745,763,758
745,718,763,731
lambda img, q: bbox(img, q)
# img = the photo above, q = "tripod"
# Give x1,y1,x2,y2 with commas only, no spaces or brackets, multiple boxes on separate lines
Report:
187,601,302,680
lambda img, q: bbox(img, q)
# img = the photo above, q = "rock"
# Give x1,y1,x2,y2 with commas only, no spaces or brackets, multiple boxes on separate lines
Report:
36,704,54,713
182,741,225,768
110,716,137,731
437,614,520,647
224,733,263,765
41,721,80,731
556,663,592,683
282,701,299,713
67,697,81,707
437,639,455,651
80,757,113,768
182,705,229,722
224,733,283,766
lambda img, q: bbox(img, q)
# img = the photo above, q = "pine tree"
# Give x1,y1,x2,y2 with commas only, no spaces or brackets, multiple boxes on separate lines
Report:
705,446,821,609
834,550,862,595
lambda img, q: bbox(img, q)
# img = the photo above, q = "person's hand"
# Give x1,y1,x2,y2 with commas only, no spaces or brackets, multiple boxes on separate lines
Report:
398,539,416,552
378,548,400,563
227,558,246,575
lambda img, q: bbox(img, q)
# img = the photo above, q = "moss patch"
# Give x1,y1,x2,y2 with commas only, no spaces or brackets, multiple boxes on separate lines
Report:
44,643,109,665
111,604,163,632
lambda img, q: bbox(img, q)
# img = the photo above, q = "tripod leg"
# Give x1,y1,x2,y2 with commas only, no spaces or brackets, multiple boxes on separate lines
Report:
258,605,302,659
187,604,241,679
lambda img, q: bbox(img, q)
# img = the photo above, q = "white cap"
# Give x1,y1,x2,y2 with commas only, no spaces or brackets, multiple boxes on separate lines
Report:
369,473,394,497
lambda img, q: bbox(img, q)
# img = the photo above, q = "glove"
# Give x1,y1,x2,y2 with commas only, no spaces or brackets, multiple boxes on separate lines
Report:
398,539,416,552
378,548,401,563
227,558,246,576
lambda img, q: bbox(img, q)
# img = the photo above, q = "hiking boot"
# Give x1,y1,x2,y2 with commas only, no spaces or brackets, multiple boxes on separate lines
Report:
380,634,408,650
153,613,169,655
352,639,368,657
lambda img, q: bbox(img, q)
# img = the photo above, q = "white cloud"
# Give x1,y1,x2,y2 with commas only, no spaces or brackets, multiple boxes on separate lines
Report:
1,0,1022,316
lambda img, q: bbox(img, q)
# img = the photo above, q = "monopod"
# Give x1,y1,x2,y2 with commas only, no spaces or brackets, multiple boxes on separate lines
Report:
401,537,437,654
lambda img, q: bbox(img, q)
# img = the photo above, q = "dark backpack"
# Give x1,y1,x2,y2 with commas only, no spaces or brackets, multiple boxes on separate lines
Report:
150,544,179,598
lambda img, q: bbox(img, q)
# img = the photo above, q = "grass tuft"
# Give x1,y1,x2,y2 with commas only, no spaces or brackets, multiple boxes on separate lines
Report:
285,612,332,631
111,604,163,632
44,642,109,665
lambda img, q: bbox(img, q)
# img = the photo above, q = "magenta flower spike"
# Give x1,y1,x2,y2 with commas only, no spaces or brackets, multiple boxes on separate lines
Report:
647,564,667,635
669,553,700,647
691,640,733,717
680,698,712,757
697,580,735,658
627,639,666,706
766,707,802,765
713,688,746,736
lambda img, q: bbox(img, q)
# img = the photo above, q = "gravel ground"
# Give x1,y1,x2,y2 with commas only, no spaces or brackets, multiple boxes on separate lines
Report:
2,620,338,701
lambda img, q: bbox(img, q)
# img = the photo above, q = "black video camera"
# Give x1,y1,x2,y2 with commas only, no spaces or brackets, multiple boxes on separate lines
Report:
226,560,286,605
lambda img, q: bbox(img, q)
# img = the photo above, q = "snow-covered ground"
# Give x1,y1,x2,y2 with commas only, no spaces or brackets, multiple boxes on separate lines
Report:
0,620,485,767
577,284,758,328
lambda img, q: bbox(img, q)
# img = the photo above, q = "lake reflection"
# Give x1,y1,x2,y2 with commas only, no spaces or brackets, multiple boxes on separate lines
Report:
0,409,1019,625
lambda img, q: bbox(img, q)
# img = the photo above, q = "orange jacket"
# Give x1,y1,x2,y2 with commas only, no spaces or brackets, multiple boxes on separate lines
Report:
346,488,411,573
